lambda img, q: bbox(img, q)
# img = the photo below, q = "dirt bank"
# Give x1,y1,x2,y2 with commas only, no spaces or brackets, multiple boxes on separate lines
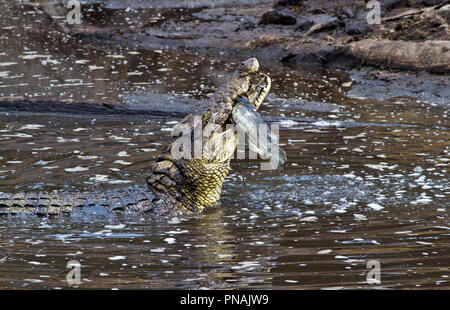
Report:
7,1,450,105
45,0,448,73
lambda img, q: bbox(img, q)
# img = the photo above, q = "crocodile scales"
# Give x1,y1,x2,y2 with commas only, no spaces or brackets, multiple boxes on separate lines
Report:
0,58,281,217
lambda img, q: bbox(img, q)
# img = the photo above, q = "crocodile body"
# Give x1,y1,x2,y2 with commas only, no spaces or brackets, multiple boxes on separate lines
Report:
0,58,274,217
0,187,158,216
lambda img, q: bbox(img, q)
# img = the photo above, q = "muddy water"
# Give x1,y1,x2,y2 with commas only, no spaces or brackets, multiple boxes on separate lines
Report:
0,2,449,289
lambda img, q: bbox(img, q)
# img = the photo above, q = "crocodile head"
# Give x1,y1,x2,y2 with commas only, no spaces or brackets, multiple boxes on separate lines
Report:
147,58,271,215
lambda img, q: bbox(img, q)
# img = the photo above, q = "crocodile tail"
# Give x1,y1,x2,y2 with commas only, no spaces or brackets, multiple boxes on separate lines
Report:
0,188,157,216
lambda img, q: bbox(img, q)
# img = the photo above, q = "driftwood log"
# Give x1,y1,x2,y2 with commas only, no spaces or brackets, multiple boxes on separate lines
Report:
347,39,450,73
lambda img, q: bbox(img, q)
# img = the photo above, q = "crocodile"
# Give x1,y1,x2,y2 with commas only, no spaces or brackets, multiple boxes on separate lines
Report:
0,58,280,218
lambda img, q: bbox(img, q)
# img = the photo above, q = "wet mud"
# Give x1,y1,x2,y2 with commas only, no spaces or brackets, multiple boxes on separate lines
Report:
27,0,449,103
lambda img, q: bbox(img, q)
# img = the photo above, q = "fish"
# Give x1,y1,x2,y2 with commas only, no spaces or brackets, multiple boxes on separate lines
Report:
231,96,287,169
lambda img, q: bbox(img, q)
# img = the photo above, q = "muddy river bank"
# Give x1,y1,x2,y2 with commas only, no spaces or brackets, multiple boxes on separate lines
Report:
0,1,448,289
4,0,449,106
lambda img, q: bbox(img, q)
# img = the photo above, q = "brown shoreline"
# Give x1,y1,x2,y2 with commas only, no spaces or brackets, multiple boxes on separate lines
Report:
5,0,450,106
57,0,450,74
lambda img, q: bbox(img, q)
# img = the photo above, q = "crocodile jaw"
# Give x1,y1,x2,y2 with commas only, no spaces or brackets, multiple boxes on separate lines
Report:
246,72,271,111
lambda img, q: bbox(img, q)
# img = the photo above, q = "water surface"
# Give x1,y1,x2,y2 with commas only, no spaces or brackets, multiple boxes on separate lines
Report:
0,1,448,289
